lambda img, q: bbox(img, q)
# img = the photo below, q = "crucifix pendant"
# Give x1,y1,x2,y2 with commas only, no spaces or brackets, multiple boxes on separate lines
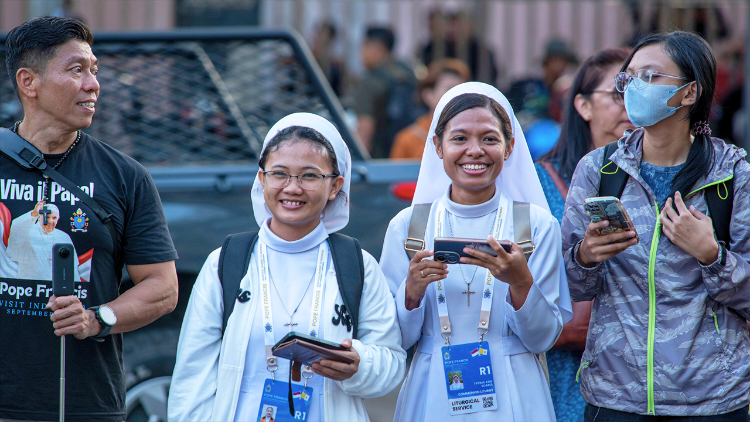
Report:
284,319,298,329
39,204,52,225
462,287,476,307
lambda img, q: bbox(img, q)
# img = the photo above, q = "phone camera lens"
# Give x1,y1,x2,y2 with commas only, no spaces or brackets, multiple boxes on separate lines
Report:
436,256,446,262
59,248,70,258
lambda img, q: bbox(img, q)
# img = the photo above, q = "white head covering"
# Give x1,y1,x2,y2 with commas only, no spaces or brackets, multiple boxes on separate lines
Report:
412,82,550,211
251,113,352,233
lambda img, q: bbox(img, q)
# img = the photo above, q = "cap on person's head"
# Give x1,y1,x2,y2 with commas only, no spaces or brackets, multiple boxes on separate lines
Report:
543,39,577,64
365,27,395,52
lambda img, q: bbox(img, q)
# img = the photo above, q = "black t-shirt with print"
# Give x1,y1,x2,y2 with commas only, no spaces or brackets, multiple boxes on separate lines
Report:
0,131,178,421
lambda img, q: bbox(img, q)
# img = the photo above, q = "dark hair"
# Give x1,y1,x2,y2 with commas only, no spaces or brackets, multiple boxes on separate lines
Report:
259,126,340,176
621,31,716,204
365,27,395,52
434,94,513,144
540,48,630,180
5,17,93,97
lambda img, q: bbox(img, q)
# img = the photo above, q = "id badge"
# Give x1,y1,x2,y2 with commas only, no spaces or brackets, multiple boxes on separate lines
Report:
257,378,313,422
441,341,497,415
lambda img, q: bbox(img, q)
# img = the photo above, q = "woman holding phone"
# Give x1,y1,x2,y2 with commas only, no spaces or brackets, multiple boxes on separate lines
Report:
535,48,632,422
380,82,572,421
561,31,750,420
168,113,406,422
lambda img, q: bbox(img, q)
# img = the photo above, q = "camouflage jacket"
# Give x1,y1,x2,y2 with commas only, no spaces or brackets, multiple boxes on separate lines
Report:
561,128,750,416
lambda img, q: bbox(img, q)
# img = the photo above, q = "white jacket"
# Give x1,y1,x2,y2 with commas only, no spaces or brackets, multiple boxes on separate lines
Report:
168,246,406,422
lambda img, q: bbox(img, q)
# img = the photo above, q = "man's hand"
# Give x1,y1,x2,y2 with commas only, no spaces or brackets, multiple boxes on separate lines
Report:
311,338,361,381
660,192,719,265
47,295,101,339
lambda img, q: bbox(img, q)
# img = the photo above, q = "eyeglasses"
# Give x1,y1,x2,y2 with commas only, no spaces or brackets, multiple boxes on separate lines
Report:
590,89,624,106
615,69,690,93
262,170,337,190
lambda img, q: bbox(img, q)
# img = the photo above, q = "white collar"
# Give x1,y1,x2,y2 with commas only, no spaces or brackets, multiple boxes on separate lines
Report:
258,219,329,254
440,185,500,218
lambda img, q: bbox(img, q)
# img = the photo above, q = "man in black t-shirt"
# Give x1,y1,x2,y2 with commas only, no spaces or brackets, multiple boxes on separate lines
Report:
0,17,178,421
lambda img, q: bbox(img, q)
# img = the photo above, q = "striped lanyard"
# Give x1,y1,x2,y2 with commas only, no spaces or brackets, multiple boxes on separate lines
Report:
434,194,508,345
258,241,328,380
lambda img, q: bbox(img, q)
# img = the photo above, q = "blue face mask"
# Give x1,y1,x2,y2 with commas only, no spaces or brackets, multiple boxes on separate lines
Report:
624,82,691,128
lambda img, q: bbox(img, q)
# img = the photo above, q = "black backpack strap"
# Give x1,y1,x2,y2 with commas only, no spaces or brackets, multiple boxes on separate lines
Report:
598,141,629,199
218,231,258,335
704,177,734,248
327,232,365,339
1,128,118,254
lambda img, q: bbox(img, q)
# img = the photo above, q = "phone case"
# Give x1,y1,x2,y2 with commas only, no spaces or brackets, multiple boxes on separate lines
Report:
52,243,75,296
433,237,510,264
272,331,354,365
584,197,639,243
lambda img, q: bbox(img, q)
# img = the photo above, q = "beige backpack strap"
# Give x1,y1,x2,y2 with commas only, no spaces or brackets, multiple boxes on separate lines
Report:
512,201,535,260
404,203,433,260
512,201,549,386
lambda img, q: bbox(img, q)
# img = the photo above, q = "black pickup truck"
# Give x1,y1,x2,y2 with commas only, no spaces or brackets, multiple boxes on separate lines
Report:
0,28,419,421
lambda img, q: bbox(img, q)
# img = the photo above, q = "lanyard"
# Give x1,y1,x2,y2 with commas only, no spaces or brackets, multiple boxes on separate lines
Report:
259,241,328,379
435,194,508,345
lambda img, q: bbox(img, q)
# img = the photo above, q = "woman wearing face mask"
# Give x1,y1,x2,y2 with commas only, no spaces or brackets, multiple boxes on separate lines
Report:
561,31,750,421
380,82,572,421
168,113,406,422
535,48,632,422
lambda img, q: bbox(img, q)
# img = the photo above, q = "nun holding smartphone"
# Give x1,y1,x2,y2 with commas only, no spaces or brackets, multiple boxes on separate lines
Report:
168,113,406,422
380,82,573,422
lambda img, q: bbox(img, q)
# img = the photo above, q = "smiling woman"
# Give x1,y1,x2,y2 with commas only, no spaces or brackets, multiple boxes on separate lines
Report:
379,82,572,422
168,113,406,422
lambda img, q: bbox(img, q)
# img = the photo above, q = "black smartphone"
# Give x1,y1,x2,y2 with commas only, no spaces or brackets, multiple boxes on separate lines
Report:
52,243,75,296
433,237,511,264
272,331,350,352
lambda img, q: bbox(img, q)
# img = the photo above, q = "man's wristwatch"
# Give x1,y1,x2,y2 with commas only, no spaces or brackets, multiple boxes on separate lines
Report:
90,305,117,338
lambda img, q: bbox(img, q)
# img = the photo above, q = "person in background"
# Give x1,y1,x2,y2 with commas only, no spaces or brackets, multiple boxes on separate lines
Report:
348,27,419,158
534,47,632,422
311,21,346,96
562,31,750,421
390,58,470,159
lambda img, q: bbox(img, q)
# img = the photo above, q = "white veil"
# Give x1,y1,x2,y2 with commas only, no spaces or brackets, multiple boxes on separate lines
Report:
412,82,550,211
250,113,352,233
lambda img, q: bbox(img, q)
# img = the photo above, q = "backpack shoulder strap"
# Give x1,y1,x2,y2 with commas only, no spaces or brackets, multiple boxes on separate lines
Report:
599,141,628,198
704,177,734,248
405,203,433,260
218,231,258,335
327,232,365,339
512,201,534,259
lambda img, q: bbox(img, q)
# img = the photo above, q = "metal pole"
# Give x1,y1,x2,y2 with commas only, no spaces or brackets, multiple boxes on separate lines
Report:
743,3,750,150
60,335,65,422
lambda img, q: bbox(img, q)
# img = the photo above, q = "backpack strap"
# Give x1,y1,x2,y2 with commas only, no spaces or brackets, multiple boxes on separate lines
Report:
405,203,433,260
218,231,258,335
327,233,365,339
512,201,535,259
599,141,628,199
704,177,734,248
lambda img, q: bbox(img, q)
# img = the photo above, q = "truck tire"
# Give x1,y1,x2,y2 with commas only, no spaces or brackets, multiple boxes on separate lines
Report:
124,328,179,422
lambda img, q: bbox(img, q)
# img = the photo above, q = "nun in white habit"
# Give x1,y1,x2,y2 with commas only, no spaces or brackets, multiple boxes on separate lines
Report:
168,113,406,422
380,82,573,422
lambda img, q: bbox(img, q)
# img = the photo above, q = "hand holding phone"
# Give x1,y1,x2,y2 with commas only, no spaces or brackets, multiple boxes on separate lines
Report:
584,197,638,243
434,237,511,264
